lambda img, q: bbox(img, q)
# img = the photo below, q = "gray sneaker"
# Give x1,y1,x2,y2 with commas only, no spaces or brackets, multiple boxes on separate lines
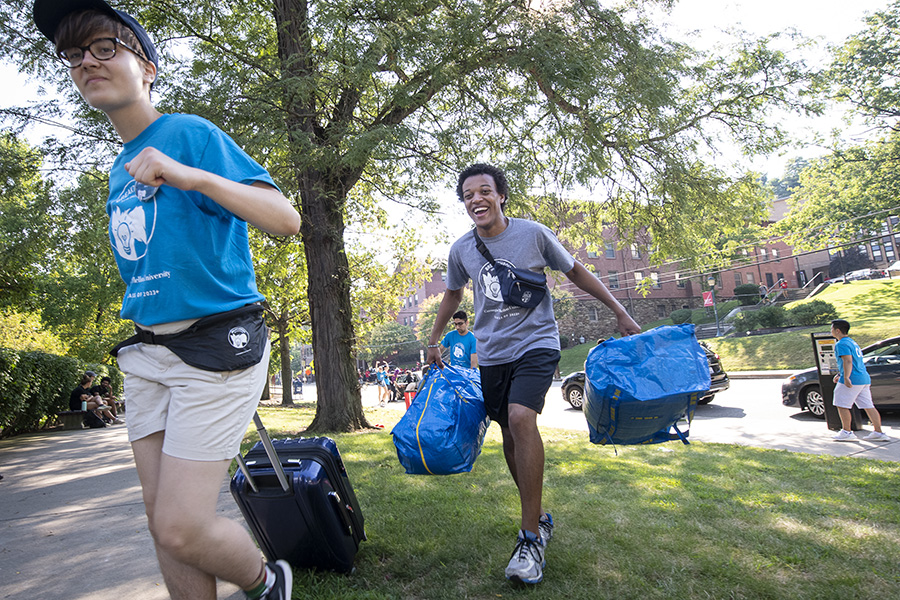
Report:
833,430,857,442
863,431,890,442
260,560,292,600
505,532,545,584
538,513,554,546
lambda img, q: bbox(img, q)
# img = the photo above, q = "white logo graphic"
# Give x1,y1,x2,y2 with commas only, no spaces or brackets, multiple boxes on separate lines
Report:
478,259,515,303
110,181,157,261
453,345,465,359
520,290,532,304
228,327,250,349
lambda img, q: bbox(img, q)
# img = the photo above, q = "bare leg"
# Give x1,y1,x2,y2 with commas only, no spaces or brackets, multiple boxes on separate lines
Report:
864,407,883,433
837,406,853,432
506,404,545,536
132,433,263,600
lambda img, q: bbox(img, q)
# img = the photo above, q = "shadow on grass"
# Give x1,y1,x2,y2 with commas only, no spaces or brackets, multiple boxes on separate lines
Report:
272,422,900,600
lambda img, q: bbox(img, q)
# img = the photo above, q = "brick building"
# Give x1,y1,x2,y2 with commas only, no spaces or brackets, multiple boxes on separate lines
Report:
392,206,900,341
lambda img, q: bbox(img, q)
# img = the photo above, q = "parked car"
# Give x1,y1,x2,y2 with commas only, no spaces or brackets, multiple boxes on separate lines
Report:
845,268,885,281
781,336,900,418
560,342,730,409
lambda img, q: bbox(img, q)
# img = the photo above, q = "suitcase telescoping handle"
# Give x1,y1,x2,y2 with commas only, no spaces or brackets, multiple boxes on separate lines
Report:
233,412,290,493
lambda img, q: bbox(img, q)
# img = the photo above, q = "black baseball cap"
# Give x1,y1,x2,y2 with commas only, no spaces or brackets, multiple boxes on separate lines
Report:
33,0,158,72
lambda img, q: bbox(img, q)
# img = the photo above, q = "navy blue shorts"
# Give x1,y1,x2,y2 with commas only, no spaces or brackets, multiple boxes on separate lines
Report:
479,348,560,428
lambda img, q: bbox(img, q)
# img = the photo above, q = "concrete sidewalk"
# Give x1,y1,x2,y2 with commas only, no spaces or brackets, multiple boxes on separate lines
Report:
0,426,246,600
2,379,898,599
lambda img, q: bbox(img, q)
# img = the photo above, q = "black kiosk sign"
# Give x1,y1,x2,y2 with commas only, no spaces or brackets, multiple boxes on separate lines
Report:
811,332,861,431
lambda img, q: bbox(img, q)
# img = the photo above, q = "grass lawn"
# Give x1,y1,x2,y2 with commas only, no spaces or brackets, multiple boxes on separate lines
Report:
246,405,900,600
561,279,900,373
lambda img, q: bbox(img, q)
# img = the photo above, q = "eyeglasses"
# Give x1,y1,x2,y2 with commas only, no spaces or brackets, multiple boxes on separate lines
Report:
57,37,146,68
453,321,466,326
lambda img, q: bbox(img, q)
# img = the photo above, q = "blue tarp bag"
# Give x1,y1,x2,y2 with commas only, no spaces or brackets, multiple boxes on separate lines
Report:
391,365,491,475
583,324,711,446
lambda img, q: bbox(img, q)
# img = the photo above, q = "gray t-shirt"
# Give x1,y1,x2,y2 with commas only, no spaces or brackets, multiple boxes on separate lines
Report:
447,218,575,366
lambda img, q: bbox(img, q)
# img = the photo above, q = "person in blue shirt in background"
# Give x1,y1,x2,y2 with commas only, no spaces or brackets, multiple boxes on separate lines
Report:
441,310,478,368
830,319,890,442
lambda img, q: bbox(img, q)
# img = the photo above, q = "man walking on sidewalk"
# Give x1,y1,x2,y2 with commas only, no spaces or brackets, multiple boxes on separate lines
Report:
830,319,890,442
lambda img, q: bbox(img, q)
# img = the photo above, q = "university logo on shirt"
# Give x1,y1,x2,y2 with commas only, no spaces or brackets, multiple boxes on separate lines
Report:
478,259,515,304
110,181,157,261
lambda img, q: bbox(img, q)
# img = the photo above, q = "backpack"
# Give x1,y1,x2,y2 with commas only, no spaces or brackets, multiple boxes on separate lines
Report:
583,324,710,446
83,410,107,429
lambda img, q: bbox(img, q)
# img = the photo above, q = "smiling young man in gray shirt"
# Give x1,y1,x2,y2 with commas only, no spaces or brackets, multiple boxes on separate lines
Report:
426,163,641,585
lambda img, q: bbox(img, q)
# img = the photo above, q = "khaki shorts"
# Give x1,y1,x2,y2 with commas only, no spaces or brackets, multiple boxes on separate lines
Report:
116,321,270,461
833,383,874,410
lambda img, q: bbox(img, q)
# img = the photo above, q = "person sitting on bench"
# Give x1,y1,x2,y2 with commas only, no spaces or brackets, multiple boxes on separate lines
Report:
90,376,123,422
69,371,122,425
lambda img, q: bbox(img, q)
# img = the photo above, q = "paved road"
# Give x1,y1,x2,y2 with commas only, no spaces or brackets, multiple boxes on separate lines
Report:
364,376,900,460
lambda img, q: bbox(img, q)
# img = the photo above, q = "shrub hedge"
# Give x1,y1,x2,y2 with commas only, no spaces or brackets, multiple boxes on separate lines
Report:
733,283,762,306
0,348,123,438
670,308,693,324
789,300,840,326
732,300,840,332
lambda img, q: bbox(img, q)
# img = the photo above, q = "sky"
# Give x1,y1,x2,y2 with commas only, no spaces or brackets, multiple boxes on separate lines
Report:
2,0,893,255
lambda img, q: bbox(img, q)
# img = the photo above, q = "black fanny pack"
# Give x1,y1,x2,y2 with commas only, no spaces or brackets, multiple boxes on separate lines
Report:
111,304,269,372
473,230,548,309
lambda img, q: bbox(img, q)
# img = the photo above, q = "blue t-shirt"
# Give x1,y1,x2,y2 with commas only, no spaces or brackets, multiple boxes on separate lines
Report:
835,336,871,385
441,330,477,368
106,114,276,325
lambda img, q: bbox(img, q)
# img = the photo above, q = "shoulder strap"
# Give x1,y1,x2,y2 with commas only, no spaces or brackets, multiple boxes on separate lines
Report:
472,230,496,265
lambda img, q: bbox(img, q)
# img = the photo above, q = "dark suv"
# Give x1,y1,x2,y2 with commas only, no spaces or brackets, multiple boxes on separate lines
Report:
560,342,730,409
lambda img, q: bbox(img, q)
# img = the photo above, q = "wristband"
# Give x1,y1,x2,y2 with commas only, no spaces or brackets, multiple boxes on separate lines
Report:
427,344,440,348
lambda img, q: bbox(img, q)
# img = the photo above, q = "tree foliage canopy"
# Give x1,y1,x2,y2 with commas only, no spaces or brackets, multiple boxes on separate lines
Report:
0,133,53,308
775,132,900,251
829,0,900,131
1,0,819,430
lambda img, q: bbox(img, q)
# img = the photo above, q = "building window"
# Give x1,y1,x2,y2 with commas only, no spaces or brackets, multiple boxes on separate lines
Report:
589,306,600,322
634,271,643,286
631,245,641,259
760,248,767,259
872,242,883,262
746,272,754,284
772,249,779,258
605,243,616,259
414,294,419,306
403,316,408,325
587,250,599,258
440,270,446,282
885,240,896,261
608,271,619,289
675,273,686,289
734,272,743,286
859,244,869,258
650,272,660,288
765,273,774,287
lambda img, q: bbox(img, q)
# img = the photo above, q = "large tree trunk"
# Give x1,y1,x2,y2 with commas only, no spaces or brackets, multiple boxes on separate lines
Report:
277,315,294,407
274,0,369,431
300,181,369,432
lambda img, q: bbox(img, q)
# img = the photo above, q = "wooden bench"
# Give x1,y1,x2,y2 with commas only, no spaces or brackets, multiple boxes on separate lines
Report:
56,410,85,430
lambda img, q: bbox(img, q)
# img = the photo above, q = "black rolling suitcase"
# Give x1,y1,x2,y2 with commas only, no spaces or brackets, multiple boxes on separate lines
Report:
231,413,366,573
